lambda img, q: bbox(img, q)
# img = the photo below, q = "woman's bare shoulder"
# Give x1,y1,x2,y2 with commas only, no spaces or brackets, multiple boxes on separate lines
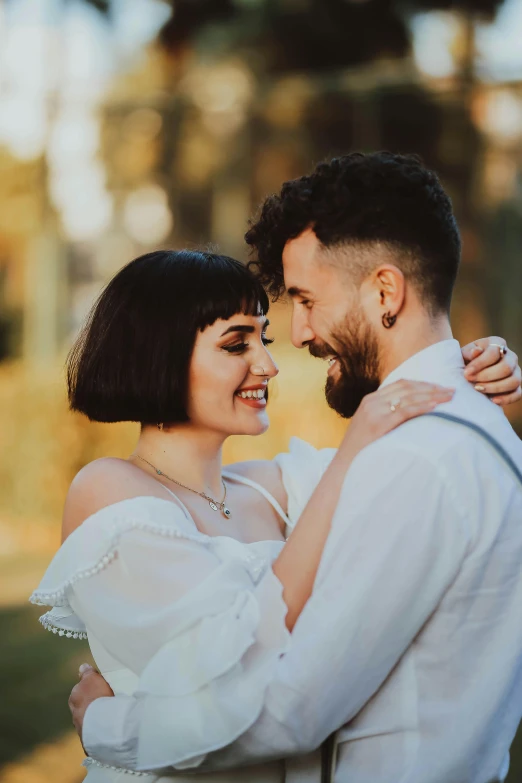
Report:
226,459,287,513
62,458,162,541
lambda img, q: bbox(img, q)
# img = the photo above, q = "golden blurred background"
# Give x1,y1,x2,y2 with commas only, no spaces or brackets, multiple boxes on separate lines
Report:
1,0,522,780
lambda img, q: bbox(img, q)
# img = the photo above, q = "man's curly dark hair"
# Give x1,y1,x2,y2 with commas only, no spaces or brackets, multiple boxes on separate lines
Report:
245,152,461,314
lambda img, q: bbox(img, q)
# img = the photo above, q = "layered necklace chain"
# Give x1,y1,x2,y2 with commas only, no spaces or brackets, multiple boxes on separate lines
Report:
132,454,232,519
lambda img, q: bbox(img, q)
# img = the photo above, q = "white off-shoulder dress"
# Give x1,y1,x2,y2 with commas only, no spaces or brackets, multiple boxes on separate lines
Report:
30,440,335,783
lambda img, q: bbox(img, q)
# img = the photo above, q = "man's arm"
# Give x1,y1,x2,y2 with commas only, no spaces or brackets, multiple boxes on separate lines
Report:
79,436,468,771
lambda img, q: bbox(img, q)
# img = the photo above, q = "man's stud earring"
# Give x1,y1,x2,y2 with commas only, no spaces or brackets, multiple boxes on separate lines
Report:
382,312,397,329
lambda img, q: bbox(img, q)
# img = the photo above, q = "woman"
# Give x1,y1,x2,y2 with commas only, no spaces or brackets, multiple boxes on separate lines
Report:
31,250,517,782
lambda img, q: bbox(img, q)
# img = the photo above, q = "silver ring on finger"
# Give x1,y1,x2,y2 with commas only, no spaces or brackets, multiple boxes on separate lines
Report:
390,398,402,413
490,343,508,357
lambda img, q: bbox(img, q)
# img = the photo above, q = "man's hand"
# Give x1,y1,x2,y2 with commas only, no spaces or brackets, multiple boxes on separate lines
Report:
462,337,521,406
69,663,114,749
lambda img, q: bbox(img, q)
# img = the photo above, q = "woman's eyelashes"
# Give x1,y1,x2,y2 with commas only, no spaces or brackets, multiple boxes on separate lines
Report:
222,336,275,354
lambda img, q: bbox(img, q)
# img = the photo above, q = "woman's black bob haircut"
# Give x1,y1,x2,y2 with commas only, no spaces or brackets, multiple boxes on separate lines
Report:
67,250,270,424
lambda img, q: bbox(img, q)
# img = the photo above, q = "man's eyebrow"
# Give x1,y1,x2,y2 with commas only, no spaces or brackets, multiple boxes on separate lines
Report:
287,287,310,297
220,319,270,337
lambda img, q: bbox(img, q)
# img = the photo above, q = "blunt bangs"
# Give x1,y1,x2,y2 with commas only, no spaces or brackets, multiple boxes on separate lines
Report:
67,250,270,425
191,253,270,331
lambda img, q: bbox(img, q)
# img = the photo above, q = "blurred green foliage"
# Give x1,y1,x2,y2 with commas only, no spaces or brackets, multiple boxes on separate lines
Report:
0,605,92,764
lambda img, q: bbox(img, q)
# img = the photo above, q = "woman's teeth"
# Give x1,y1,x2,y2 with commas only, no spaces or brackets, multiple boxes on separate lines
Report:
237,389,265,399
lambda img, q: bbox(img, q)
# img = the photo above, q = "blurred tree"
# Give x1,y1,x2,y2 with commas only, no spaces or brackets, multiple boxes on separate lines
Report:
78,0,504,73
154,0,503,73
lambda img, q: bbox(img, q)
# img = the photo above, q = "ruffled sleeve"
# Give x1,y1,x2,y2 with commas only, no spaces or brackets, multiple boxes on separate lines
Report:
30,497,289,770
274,438,336,531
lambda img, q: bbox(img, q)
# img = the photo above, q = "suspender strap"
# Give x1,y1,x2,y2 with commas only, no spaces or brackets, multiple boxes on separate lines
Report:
426,412,522,485
320,734,338,783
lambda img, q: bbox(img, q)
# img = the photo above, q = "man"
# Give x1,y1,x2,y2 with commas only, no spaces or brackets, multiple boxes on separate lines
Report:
70,153,522,782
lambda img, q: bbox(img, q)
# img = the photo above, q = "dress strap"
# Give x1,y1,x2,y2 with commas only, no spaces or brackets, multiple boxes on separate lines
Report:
222,470,291,527
154,480,196,524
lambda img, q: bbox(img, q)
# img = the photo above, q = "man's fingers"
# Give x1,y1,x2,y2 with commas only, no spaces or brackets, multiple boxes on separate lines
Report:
69,682,81,710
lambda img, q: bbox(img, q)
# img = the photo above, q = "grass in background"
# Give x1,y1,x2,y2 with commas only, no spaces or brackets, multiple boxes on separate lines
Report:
0,604,92,765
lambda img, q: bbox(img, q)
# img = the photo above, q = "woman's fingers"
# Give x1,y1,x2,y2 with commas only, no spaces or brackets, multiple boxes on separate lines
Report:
381,380,454,404
371,384,455,433
474,366,522,396
391,390,454,416
470,358,515,384
465,345,517,383
347,380,455,450
461,340,486,364
490,388,522,407
395,398,446,418
383,379,452,395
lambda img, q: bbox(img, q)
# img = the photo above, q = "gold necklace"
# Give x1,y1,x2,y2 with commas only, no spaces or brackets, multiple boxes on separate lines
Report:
132,454,232,519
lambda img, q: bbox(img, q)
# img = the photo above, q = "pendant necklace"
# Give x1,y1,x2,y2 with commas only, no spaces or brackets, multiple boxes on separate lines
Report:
132,454,232,519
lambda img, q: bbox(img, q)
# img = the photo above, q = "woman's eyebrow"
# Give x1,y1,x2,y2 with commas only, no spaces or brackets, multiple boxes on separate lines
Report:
220,319,270,337
220,325,255,336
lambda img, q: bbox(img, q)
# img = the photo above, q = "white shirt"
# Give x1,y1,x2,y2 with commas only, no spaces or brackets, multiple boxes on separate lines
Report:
77,340,522,782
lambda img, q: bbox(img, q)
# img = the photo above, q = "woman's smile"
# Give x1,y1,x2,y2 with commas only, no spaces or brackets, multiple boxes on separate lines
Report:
235,383,268,409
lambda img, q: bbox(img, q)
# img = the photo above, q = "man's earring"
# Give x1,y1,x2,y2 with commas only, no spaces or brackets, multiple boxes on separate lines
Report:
382,312,397,329
157,423,164,431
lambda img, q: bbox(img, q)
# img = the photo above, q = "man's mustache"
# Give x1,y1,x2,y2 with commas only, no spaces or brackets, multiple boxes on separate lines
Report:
307,341,338,360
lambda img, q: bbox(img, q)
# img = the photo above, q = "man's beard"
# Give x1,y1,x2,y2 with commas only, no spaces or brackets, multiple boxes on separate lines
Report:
309,312,381,419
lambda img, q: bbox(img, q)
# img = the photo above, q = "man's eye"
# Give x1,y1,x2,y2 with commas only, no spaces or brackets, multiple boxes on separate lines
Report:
300,299,312,309
223,342,249,354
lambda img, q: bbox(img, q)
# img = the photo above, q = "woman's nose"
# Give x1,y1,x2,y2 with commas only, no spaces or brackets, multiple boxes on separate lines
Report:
251,359,279,379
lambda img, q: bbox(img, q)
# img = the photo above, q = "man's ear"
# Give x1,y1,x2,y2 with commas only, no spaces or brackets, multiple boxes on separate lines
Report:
375,265,406,321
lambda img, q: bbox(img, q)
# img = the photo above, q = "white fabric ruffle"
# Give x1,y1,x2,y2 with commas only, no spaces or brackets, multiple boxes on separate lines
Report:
39,605,88,639
137,567,289,769
30,496,289,770
30,497,206,610
274,438,336,528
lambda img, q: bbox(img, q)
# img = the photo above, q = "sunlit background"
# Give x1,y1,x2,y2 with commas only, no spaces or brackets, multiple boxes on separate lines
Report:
1,0,522,780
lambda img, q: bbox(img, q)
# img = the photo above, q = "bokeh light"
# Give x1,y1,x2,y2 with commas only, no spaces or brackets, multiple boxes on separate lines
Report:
123,184,173,245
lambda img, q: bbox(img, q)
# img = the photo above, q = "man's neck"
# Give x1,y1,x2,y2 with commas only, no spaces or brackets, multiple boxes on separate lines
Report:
379,312,453,383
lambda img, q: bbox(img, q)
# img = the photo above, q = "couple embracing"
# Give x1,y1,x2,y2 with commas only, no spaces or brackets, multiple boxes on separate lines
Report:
32,152,522,783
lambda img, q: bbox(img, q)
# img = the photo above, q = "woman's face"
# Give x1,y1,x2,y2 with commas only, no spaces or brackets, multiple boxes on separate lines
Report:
187,313,279,437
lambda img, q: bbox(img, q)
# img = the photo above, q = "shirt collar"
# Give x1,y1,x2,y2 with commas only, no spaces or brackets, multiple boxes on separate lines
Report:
380,339,465,390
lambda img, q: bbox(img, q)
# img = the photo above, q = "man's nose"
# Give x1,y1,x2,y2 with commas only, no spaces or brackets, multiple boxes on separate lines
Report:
291,308,316,349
